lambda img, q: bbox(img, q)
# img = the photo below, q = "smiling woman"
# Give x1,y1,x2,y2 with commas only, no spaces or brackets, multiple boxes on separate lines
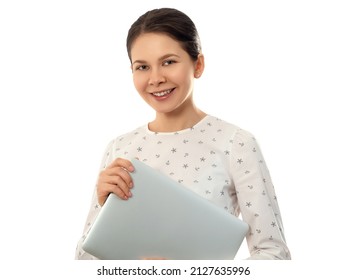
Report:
75,7,291,260
130,32,205,124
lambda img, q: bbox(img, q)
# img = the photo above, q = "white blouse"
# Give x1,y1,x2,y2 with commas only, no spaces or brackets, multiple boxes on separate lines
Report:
75,115,291,260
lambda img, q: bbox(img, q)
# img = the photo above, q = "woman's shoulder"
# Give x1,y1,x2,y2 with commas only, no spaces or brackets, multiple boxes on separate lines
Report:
103,124,148,150
207,115,255,142
116,124,147,140
101,124,147,156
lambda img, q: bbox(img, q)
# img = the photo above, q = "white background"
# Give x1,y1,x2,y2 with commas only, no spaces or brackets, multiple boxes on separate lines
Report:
0,0,346,278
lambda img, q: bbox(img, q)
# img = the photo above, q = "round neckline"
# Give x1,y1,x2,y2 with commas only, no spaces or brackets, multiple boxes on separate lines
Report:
144,115,211,135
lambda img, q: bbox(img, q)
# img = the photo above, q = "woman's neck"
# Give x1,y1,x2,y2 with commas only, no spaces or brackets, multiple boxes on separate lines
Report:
148,107,207,133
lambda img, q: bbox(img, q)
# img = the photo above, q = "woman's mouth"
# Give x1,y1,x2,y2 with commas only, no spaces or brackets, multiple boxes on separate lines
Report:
151,88,175,99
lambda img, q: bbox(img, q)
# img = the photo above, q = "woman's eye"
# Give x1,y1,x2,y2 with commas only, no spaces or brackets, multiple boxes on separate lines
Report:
136,65,148,71
163,60,176,66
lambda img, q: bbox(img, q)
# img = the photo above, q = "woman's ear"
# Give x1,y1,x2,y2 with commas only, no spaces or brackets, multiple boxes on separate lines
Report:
194,54,205,78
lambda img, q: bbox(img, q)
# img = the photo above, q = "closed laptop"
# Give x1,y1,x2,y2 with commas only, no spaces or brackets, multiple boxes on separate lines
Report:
82,159,249,260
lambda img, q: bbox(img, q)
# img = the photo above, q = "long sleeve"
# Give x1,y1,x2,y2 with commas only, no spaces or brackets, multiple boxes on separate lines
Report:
75,140,114,260
230,129,291,260
74,116,291,260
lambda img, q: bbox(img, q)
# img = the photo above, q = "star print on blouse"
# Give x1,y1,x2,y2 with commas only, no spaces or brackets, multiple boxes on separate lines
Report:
76,115,290,260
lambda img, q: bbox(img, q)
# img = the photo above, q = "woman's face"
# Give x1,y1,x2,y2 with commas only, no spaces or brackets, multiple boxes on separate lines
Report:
130,32,203,115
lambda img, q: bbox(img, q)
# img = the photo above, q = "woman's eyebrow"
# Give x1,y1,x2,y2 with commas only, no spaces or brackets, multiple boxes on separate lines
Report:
131,59,146,66
132,54,180,66
159,53,180,60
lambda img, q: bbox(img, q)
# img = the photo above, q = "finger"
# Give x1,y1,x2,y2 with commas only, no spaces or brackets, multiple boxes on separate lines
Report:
107,174,132,197
100,181,130,199
108,157,134,172
97,183,129,205
102,167,133,190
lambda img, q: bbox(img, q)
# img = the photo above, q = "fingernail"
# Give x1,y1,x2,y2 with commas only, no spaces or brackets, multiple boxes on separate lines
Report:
128,165,134,172
129,182,133,188
128,191,132,197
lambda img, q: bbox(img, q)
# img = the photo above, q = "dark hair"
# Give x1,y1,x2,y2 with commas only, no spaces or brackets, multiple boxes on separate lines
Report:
126,8,202,62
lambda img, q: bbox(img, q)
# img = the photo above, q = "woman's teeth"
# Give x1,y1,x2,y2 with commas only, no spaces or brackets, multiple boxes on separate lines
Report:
152,89,173,97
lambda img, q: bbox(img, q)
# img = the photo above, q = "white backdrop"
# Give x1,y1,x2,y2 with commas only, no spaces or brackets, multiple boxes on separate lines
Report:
1,0,346,278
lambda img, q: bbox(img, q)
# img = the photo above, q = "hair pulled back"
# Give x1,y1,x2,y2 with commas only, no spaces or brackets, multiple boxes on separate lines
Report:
126,8,202,62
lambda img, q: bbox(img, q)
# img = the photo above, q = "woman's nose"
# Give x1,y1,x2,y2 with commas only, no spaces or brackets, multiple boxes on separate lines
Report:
148,68,166,86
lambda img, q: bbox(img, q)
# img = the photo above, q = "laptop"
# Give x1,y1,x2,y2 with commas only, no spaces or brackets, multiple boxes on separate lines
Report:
82,159,249,260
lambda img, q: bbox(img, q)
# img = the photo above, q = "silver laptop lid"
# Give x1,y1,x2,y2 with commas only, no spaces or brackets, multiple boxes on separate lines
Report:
82,159,249,260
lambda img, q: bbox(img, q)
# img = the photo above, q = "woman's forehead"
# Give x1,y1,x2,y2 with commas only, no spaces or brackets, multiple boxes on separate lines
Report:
130,33,185,61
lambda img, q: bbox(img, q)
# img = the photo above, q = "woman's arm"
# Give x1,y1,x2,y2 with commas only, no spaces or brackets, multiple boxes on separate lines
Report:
75,140,134,259
230,129,291,260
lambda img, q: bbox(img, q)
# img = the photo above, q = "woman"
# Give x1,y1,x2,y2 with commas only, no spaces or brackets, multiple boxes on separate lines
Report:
75,7,291,260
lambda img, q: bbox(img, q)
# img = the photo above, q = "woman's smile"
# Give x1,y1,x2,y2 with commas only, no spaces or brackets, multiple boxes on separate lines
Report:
150,88,176,100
